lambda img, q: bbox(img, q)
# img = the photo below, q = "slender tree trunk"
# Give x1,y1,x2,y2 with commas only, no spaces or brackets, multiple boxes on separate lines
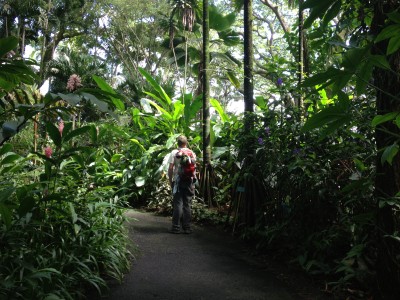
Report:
201,0,212,205
244,0,254,117
370,1,400,298
297,0,304,109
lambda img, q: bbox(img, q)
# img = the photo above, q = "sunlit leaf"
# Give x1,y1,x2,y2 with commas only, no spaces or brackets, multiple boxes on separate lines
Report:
210,98,229,123
135,176,146,187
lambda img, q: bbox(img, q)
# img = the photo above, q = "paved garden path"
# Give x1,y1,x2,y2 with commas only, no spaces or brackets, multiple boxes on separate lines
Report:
104,210,320,300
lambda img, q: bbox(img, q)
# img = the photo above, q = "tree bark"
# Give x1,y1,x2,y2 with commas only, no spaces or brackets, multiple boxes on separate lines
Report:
201,0,212,205
298,0,304,109
244,0,254,117
370,1,400,298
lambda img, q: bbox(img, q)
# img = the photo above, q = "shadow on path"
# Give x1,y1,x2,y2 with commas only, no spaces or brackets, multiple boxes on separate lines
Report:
105,210,298,300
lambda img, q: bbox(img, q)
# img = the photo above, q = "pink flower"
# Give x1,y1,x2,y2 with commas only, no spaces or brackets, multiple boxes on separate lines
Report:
58,120,64,136
66,74,82,92
44,147,53,158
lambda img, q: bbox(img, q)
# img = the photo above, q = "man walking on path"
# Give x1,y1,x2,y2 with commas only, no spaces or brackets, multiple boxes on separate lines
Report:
168,135,196,234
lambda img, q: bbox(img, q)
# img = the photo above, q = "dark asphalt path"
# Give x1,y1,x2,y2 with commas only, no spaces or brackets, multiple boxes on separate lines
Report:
105,210,297,300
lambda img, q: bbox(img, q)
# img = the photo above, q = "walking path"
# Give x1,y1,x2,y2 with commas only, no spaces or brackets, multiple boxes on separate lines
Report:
104,210,321,300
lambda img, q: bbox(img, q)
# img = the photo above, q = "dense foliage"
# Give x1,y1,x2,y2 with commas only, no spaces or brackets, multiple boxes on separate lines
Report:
1,0,400,299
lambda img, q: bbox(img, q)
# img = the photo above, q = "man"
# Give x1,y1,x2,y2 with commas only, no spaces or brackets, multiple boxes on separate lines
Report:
168,135,196,234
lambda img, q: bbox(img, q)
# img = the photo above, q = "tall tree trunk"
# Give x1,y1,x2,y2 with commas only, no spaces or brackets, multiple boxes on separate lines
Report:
244,0,254,118
297,0,304,109
370,1,400,298
235,0,260,228
200,0,214,206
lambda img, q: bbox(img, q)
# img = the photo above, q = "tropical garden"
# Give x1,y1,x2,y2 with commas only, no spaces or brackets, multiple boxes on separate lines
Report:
0,0,399,299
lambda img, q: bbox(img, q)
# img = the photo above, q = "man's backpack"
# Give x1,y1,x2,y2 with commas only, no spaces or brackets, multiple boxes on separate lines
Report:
176,148,196,182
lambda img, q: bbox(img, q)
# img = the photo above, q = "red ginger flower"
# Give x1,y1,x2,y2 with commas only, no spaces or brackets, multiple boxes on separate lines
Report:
44,147,52,158
66,74,82,92
58,120,64,137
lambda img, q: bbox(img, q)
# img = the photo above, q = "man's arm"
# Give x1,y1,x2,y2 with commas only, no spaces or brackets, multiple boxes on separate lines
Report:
168,163,174,187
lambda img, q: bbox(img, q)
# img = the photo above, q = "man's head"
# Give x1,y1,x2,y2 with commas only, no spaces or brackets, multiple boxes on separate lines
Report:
177,135,188,147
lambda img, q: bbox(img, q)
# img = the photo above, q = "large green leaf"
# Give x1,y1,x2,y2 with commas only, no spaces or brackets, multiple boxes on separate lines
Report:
139,67,172,106
372,112,398,127
387,35,400,55
303,0,337,29
0,144,12,156
184,94,202,123
381,143,399,166
82,92,109,112
0,36,18,57
227,70,240,89
210,98,229,123
302,93,351,133
209,5,236,32
173,101,184,121
46,122,62,148
375,24,400,43
145,99,173,120
63,126,92,143
92,76,125,111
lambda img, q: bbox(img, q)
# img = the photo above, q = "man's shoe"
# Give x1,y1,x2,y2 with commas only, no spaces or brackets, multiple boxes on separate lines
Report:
183,228,193,234
169,228,180,234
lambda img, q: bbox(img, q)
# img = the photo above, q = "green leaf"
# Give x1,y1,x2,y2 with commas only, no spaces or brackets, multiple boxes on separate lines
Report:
145,99,173,120
302,96,350,132
59,93,81,106
304,0,336,28
184,94,202,122
89,125,98,144
388,12,400,24
369,55,391,70
0,153,21,167
0,203,12,229
375,24,400,43
218,30,241,47
111,154,124,163
0,187,14,203
0,144,12,156
135,176,146,187
302,67,343,88
210,98,229,123
138,68,171,106
92,76,125,111
255,96,267,110
302,0,327,9
381,143,399,166
112,97,125,111
353,158,366,171
209,5,236,32
92,75,118,96
387,35,400,55
130,138,146,151
233,0,244,12
0,36,18,57
63,126,92,143
82,92,110,112
322,0,341,27
227,70,240,88
46,122,62,148
371,112,398,127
